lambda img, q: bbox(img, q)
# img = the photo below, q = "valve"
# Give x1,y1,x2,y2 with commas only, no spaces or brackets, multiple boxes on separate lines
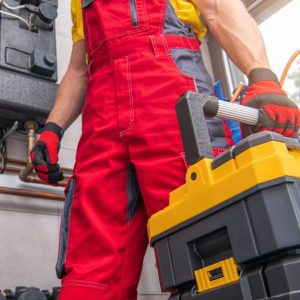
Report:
30,2,57,30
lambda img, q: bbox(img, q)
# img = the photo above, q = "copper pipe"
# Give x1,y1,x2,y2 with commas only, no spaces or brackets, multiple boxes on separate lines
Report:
0,186,64,201
7,164,71,180
7,157,73,173
280,49,300,87
18,122,72,184
230,82,245,103
19,121,38,182
6,165,68,187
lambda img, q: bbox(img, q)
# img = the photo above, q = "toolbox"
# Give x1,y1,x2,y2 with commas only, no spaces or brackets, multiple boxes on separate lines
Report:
148,92,300,300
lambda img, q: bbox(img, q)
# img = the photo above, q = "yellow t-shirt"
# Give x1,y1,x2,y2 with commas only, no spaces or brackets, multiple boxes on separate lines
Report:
71,0,206,43
71,0,84,43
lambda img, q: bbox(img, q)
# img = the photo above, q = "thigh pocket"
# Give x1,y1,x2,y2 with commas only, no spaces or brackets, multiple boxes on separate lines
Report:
56,176,76,279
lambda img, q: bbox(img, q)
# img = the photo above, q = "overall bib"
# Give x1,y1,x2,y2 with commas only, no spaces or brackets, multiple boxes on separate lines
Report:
57,1,233,299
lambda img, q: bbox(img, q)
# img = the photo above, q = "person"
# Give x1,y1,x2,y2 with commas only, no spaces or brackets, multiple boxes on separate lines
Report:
30,0,300,299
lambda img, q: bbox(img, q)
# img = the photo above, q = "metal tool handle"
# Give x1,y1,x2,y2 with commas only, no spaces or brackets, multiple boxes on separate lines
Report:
203,98,259,126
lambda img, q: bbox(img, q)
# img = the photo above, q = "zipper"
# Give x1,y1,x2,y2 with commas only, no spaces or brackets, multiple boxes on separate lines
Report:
130,0,139,27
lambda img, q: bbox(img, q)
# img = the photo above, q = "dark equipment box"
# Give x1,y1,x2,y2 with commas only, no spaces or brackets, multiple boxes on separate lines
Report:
0,0,58,128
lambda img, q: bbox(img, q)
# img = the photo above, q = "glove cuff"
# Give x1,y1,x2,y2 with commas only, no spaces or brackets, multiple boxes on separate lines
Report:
248,68,280,86
43,122,64,139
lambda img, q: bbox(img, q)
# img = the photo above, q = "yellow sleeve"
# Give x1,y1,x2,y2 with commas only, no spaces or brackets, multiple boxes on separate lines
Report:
170,0,207,40
70,0,204,43
71,0,84,43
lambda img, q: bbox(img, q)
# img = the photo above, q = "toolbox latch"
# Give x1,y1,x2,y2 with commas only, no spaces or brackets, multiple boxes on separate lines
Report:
194,257,240,293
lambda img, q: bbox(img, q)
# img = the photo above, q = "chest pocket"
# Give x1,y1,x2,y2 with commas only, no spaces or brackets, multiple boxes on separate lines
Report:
82,0,149,57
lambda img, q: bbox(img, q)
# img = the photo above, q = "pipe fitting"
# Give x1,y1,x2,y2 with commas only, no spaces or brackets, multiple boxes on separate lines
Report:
19,121,38,182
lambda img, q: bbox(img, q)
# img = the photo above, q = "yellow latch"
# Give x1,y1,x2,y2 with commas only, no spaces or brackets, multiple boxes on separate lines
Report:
194,257,240,293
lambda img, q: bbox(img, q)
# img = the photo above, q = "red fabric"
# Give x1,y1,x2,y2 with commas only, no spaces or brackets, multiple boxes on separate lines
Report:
30,151,48,180
242,80,300,137
36,172,48,182
58,282,113,300
38,131,59,164
88,34,201,75
213,147,229,157
222,120,234,147
59,2,211,300
60,48,196,300
264,104,300,136
35,164,48,173
242,81,286,105
30,130,59,168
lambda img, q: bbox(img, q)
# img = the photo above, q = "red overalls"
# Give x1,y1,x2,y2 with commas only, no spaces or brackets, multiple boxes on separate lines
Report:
56,1,233,299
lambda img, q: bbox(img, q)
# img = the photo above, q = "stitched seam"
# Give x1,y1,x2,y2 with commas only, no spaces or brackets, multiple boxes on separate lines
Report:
116,222,132,300
62,280,111,292
180,151,189,170
127,55,135,132
186,37,193,49
191,52,200,83
193,77,198,93
191,51,208,89
167,54,196,86
189,76,196,91
158,0,167,34
91,50,154,70
89,29,149,60
150,36,159,57
120,56,135,137
161,35,170,56
112,59,123,139
57,177,76,277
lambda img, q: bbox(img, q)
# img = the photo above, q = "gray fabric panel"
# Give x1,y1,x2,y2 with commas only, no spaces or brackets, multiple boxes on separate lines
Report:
82,0,94,8
206,117,230,148
171,49,228,148
171,49,213,93
164,0,196,38
56,177,76,279
163,1,229,148
127,163,142,221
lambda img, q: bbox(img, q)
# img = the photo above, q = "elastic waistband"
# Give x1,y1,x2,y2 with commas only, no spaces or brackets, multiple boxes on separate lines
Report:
87,34,201,75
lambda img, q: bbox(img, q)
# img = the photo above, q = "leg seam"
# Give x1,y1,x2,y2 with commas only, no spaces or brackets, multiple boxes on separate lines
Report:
62,279,111,292
120,56,135,137
116,221,133,300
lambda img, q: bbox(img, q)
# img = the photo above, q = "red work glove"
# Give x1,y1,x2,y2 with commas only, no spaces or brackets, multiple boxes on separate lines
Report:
241,68,300,137
30,122,64,184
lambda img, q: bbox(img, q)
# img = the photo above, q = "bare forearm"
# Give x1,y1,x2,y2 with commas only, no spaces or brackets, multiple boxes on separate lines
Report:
193,0,270,76
47,40,87,130
47,69,86,130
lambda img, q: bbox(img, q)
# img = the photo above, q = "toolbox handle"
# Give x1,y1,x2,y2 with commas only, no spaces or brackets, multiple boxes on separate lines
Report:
203,98,259,126
176,92,260,165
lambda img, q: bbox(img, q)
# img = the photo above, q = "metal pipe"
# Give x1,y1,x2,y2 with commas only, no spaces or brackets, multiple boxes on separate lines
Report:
6,165,68,187
7,157,73,173
0,186,64,201
19,121,38,182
